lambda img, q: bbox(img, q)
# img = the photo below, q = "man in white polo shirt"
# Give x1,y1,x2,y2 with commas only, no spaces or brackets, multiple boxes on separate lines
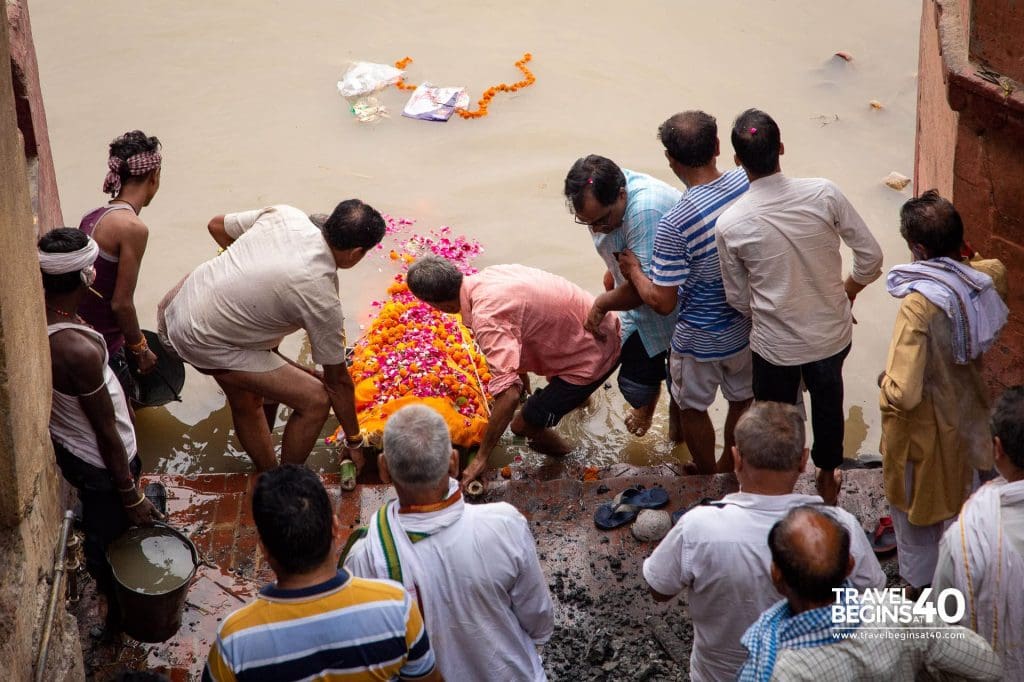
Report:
159,200,384,471
642,401,885,682
716,109,883,505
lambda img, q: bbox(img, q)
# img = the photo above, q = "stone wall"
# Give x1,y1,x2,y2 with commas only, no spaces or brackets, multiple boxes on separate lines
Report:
0,1,81,679
5,0,61,233
915,0,1024,394
970,0,1024,85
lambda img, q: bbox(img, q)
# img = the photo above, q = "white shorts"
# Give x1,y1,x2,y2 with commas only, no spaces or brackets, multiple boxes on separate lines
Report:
669,348,753,411
158,275,285,374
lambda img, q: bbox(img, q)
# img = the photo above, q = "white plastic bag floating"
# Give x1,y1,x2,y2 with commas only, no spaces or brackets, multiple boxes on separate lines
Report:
402,83,470,122
337,62,405,97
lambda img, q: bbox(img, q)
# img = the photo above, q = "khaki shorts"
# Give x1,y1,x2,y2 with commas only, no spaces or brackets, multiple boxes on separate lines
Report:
669,348,753,411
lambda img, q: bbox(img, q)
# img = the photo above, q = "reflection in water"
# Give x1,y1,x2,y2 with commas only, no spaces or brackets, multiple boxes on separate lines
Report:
843,404,870,457
108,528,195,595
32,0,920,474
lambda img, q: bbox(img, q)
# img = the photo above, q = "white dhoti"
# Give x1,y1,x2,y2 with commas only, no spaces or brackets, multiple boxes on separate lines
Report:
891,462,954,587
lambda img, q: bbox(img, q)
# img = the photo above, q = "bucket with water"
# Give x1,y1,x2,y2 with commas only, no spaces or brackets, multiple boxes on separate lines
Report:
106,523,199,642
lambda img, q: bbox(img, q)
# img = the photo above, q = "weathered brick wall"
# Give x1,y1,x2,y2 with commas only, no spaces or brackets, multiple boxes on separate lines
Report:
0,1,81,679
916,0,1024,394
913,0,958,199
5,0,61,233
970,0,1024,84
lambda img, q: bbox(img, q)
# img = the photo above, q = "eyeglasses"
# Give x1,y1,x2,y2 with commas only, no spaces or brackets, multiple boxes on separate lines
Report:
574,207,614,229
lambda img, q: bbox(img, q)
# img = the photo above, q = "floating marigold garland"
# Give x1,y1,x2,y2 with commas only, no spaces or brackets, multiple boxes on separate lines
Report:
327,217,492,449
392,53,536,119
393,56,418,91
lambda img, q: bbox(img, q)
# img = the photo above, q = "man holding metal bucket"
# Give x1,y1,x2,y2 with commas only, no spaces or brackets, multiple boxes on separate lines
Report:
40,228,163,637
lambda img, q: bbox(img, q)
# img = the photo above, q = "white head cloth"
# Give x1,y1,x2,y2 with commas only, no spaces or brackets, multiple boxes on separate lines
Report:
38,237,99,274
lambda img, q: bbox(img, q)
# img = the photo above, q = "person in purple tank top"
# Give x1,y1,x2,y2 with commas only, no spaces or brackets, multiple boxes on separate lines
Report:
78,130,162,395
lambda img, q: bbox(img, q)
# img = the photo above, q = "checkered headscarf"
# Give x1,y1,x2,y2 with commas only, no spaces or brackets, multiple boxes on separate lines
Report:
103,151,162,196
738,583,859,682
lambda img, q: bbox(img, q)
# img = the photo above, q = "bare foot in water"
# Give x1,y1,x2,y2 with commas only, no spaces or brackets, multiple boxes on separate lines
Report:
668,399,683,443
625,403,656,437
527,428,573,456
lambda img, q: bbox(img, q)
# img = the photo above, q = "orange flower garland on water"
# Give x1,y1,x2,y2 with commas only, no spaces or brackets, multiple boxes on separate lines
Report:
392,53,536,118
393,56,417,91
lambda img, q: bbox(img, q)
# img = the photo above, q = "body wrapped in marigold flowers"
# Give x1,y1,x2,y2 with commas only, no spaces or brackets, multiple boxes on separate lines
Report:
327,215,493,448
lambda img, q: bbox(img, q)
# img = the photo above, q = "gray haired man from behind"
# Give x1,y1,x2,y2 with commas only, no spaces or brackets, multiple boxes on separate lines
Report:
344,404,554,681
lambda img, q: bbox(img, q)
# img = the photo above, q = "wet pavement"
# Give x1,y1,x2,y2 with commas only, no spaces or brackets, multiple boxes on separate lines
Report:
74,466,891,681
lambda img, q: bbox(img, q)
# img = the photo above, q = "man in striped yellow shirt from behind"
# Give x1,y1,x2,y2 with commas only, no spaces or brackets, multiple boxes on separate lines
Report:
203,465,440,682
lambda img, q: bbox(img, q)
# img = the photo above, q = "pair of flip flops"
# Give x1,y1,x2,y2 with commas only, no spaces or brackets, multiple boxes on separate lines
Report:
867,515,897,555
594,487,670,530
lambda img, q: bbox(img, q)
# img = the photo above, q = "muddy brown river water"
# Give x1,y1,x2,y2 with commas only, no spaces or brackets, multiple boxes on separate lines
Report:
32,1,920,476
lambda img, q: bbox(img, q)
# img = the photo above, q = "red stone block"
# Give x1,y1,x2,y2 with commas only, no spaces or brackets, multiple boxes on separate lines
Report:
210,492,243,528
195,474,229,494
336,490,362,530
205,528,240,569
970,0,1024,84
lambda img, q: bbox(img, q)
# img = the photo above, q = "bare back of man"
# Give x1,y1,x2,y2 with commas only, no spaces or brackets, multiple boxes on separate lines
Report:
49,325,160,526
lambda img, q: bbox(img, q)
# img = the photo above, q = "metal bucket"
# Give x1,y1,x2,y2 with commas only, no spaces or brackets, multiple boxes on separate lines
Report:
125,330,185,408
106,523,198,643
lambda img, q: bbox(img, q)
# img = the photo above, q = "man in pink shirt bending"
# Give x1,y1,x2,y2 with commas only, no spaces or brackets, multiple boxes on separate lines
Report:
407,256,621,486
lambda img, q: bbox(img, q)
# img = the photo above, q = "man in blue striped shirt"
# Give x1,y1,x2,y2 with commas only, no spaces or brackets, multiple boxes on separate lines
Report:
203,465,439,682
564,155,682,438
621,111,752,474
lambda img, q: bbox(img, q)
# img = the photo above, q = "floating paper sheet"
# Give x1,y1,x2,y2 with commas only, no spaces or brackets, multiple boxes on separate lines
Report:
402,82,470,122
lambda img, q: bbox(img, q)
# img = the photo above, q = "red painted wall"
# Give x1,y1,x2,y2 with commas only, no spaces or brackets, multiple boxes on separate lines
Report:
6,0,62,233
916,0,1024,393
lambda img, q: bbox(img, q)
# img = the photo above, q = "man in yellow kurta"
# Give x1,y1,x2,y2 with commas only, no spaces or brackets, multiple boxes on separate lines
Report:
880,190,1008,590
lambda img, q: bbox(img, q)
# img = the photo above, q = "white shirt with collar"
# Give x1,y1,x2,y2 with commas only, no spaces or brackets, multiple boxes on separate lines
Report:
642,492,886,682
346,501,554,682
715,173,883,366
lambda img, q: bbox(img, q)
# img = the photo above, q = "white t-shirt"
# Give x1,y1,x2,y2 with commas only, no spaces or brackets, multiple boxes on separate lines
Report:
642,492,886,682
346,502,554,682
164,205,346,372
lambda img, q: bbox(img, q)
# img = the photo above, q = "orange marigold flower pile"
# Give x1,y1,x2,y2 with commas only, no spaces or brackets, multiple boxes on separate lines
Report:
328,217,491,448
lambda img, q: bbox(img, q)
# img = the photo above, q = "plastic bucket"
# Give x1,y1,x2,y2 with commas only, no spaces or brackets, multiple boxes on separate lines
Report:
106,523,198,643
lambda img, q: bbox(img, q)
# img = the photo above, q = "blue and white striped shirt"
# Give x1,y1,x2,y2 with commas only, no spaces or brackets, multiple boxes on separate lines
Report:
651,167,751,360
591,169,682,357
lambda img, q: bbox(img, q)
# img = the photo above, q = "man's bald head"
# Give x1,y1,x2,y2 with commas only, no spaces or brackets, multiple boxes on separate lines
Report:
659,111,718,168
768,506,852,604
